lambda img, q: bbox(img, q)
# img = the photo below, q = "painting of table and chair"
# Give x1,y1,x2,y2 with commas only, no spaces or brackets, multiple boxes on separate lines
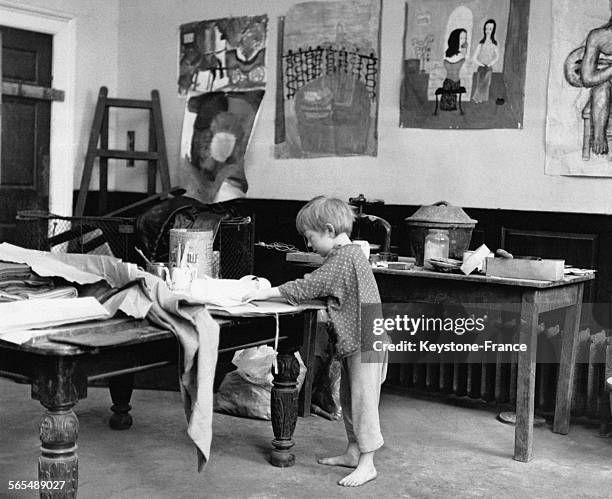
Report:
400,0,530,130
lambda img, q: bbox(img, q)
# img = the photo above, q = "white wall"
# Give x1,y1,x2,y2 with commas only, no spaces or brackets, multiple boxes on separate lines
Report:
0,0,119,215
117,0,608,214
10,0,612,215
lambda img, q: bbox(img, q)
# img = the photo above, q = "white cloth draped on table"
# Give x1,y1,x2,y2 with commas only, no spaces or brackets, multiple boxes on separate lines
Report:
0,243,219,470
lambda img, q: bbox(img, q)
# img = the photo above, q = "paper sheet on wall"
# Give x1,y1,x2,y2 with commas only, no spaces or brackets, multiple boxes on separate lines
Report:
274,0,381,157
545,0,612,176
177,15,268,203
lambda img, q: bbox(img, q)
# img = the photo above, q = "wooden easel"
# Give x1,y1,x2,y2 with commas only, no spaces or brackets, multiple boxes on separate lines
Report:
74,86,172,216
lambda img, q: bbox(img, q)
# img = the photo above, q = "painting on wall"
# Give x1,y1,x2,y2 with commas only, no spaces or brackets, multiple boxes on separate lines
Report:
177,16,267,203
400,0,530,129
545,0,612,176
274,0,381,159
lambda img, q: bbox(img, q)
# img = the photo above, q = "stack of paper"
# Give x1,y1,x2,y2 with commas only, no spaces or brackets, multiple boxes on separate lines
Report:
0,297,110,344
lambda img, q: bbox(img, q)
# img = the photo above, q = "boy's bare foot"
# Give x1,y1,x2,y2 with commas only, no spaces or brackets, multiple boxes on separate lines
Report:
317,443,360,468
338,463,377,487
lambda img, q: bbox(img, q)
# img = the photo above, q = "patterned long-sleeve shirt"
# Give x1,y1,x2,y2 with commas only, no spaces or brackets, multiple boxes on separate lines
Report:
279,244,381,358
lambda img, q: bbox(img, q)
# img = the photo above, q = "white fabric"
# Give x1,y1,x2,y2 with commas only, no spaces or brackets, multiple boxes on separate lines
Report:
190,275,271,308
0,245,219,470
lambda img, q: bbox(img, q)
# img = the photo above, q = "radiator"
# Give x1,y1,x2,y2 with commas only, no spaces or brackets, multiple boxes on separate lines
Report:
385,327,610,422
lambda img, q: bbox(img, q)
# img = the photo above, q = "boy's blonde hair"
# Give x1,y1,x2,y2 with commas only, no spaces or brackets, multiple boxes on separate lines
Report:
295,196,355,236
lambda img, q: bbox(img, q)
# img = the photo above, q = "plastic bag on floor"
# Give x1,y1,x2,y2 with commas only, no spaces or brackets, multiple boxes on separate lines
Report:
232,344,276,386
214,346,306,420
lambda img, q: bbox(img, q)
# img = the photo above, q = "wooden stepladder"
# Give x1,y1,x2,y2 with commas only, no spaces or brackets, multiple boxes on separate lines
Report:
75,86,172,216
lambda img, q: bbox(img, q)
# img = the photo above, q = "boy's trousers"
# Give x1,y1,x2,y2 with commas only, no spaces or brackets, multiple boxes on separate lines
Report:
340,350,388,453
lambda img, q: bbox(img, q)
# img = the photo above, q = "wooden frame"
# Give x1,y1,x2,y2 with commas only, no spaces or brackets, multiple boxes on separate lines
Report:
1,81,64,101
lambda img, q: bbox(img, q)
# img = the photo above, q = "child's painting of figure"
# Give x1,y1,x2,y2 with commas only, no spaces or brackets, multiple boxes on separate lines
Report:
274,0,381,158
546,0,612,176
177,16,267,202
400,0,530,129
439,28,469,111
472,19,500,103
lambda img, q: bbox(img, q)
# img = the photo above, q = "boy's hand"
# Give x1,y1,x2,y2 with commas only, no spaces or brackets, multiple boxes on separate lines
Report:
242,288,270,303
242,286,282,303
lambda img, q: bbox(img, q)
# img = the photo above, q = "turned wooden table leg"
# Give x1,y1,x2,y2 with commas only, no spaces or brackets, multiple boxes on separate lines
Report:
33,357,85,498
270,345,301,467
109,373,134,430
38,405,79,498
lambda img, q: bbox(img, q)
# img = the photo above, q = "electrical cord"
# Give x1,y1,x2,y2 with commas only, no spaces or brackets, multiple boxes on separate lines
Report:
255,241,301,252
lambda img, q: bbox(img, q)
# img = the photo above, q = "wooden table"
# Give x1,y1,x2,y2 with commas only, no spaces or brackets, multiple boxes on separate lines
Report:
0,309,318,498
285,262,594,462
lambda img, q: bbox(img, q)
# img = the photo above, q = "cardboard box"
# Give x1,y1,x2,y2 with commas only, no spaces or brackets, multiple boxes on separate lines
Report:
485,257,565,281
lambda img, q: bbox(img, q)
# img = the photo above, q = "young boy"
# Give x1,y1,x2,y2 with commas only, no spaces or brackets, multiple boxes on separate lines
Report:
243,196,387,487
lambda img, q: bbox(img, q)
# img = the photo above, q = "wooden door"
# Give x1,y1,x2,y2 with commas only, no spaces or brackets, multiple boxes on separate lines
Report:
0,26,52,244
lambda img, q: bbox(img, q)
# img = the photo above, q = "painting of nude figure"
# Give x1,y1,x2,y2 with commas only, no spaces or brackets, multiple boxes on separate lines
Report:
546,0,612,176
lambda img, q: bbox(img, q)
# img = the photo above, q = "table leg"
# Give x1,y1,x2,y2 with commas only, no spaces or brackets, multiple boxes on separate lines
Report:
298,309,317,417
33,358,84,498
109,373,134,430
38,405,79,498
514,296,539,462
270,344,300,467
553,284,583,434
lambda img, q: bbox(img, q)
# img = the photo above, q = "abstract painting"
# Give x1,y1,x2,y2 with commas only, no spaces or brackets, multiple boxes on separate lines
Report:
274,0,381,159
545,0,612,176
400,0,530,129
177,16,267,202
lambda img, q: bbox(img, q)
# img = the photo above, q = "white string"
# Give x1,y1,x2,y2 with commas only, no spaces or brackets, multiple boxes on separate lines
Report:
255,241,300,253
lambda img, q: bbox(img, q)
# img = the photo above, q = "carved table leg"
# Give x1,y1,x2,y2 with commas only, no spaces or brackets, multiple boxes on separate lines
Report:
109,373,134,430
270,345,300,467
38,405,79,498
33,357,84,498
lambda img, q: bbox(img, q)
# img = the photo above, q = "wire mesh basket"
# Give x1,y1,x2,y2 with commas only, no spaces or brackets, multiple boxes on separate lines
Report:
215,216,254,279
15,210,137,262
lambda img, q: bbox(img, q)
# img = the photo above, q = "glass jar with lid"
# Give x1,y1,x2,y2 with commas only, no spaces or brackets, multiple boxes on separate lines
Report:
423,229,449,269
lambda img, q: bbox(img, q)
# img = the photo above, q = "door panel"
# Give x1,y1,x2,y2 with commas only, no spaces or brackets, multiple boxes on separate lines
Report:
2,98,37,185
3,48,37,81
0,26,52,243
1,26,51,85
